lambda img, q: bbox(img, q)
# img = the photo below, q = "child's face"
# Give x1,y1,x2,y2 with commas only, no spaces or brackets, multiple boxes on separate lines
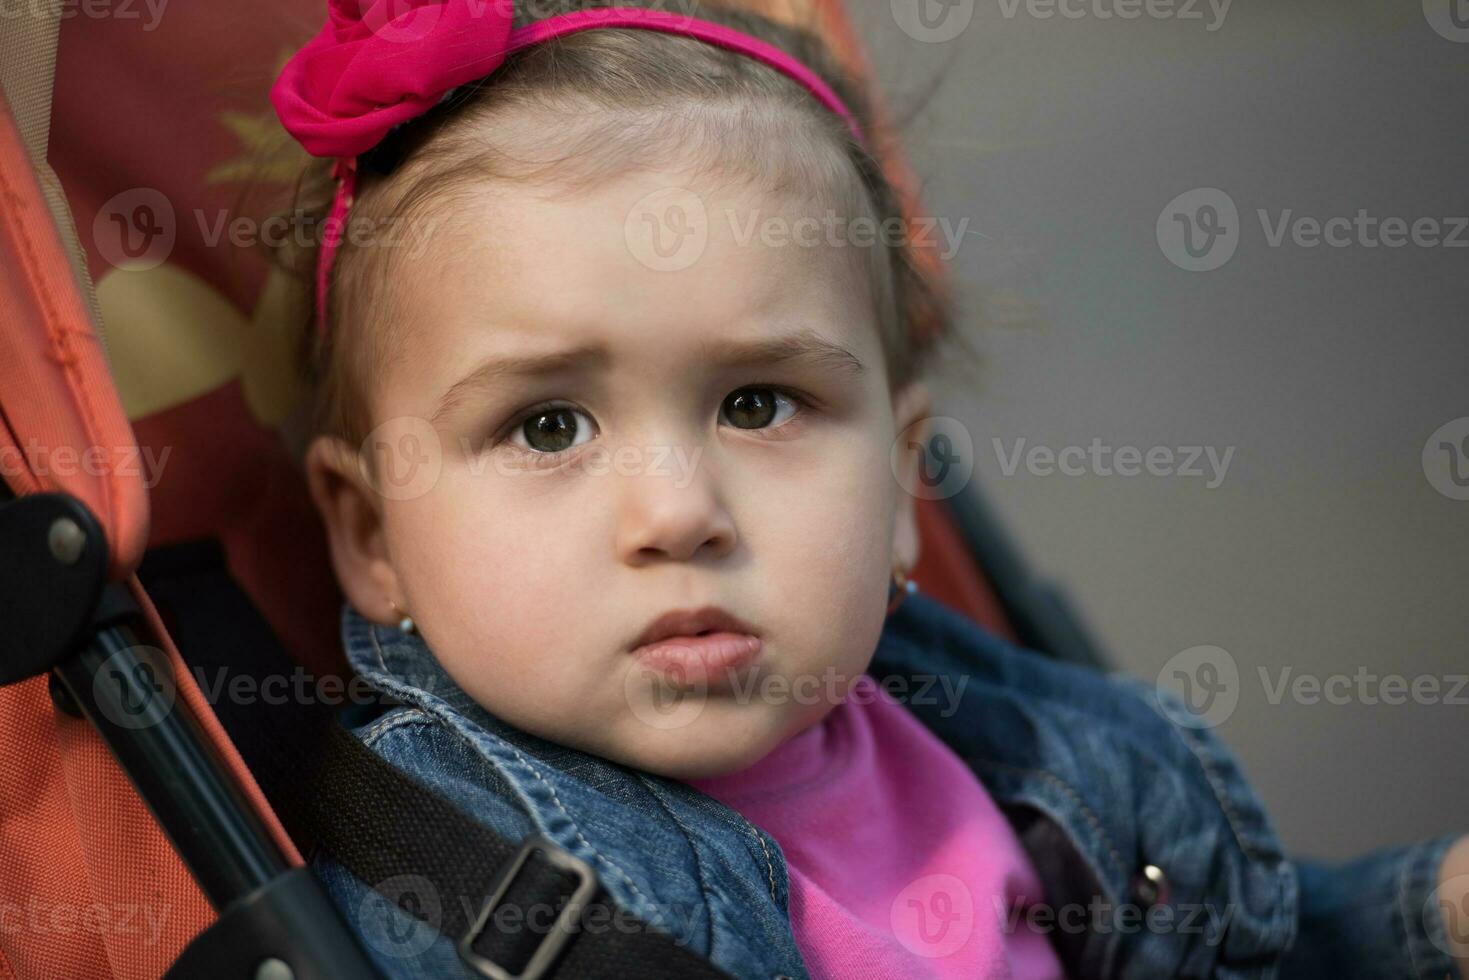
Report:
310,164,932,779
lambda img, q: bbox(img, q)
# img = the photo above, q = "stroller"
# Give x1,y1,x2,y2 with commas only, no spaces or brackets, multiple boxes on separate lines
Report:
0,1,1104,975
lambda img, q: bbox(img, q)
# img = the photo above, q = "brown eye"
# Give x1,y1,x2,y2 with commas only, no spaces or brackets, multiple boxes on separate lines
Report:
721,387,796,430
512,406,594,454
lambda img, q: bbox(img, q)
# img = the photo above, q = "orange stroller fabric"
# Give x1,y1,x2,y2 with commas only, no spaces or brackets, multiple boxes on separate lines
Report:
0,82,303,977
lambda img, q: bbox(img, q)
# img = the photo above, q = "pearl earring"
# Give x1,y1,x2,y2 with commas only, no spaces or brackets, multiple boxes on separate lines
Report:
387,598,416,635
887,561,918,615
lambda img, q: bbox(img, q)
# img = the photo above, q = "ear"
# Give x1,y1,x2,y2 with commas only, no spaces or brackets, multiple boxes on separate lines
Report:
304,434,405,626
889,380,934,573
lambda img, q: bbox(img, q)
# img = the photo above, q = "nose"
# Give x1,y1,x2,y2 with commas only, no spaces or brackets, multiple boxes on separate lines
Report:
614,445,736,565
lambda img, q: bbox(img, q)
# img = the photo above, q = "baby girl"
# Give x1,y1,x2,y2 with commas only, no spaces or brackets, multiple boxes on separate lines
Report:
270,1,1469,977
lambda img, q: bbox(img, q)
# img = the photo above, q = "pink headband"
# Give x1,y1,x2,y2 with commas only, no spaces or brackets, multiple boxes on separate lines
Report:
270,3,867,338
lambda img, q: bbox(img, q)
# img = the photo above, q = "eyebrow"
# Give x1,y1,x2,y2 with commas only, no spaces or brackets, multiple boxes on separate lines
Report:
696,331,867,378
430,329,864,424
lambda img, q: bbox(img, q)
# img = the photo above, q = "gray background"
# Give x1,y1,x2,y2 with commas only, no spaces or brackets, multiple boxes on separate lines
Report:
851,0,1467,859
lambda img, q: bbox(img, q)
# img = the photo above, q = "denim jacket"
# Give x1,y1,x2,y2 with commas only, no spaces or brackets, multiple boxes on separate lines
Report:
310,590,1461,979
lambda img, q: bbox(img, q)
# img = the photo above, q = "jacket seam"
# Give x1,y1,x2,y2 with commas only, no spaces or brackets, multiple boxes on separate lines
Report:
357,708,431,746
635,776,720,952
971,756,1128,883
750,827,779,905
1136,681,1270,863
666,785,780,906
1396,843,1416,975
508,742,657,914
1175,723,1261,860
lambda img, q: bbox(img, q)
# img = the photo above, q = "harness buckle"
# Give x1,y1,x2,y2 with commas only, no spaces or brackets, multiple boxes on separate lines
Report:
458,835,599,980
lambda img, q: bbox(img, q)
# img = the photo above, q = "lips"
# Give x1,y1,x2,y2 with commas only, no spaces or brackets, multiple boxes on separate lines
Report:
629,606,761,653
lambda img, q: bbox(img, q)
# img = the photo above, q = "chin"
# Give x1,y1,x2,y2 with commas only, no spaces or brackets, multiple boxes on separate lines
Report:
615,721,786,781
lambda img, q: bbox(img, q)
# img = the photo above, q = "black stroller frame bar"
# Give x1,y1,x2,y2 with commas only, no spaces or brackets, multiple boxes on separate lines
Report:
0,484,378,979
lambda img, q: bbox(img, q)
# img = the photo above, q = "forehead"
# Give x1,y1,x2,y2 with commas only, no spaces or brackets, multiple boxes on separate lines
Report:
376,166,880,397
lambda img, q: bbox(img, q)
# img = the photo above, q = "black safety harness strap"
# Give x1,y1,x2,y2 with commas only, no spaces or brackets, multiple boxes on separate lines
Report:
307,720,733,979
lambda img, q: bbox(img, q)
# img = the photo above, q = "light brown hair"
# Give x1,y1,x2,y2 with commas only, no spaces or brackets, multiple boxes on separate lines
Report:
268,0,967,452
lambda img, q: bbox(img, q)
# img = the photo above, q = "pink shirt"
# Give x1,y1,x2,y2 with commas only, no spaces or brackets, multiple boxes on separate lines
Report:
689,676,1063,980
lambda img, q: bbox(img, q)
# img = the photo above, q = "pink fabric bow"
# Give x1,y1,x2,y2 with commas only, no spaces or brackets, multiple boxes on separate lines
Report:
271,0,517,158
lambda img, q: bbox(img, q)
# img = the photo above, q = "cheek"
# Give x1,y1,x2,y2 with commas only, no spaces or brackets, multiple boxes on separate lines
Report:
383,472,600,662
382,471,633,741
738,429,897,644
763,423,894,544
